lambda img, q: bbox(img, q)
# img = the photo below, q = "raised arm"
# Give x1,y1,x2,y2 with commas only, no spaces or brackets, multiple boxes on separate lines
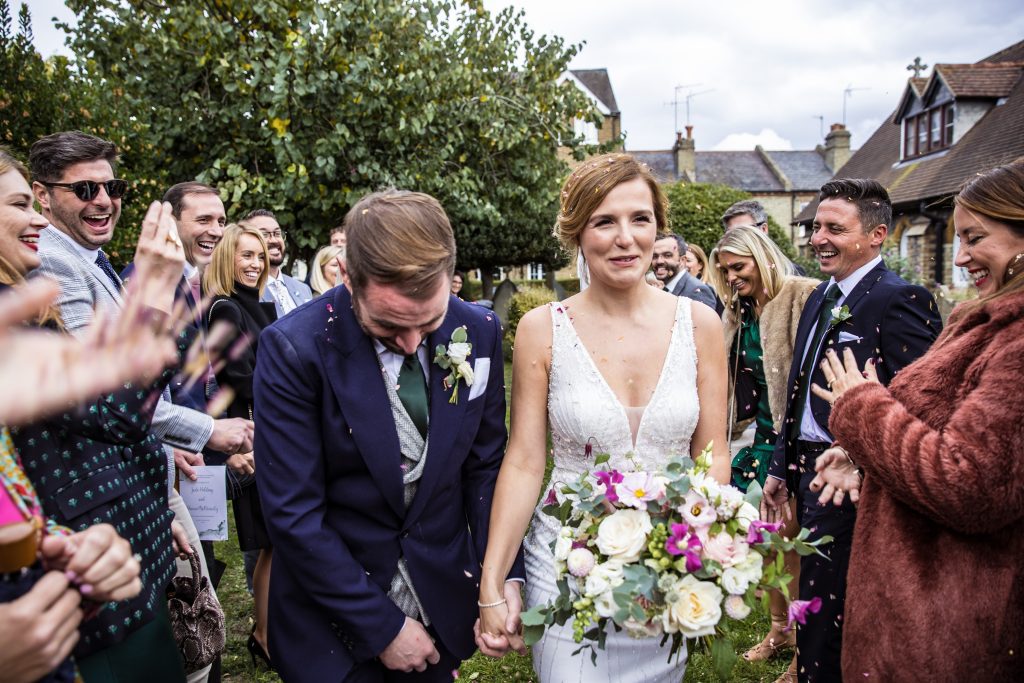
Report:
829,336,1024,534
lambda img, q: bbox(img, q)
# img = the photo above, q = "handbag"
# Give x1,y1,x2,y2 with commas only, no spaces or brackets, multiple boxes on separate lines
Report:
167,544,226,673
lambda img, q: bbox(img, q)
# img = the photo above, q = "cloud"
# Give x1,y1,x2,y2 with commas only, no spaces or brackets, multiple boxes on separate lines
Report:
711,129,794,151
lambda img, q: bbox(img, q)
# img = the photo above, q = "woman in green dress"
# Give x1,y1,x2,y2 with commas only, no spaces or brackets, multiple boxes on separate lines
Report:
710,226,819,683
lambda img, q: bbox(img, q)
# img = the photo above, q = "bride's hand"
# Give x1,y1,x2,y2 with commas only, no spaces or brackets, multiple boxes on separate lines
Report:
475,582,526,658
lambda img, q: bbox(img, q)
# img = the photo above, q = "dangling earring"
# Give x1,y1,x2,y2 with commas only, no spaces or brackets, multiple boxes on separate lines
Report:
1007,252,1024,278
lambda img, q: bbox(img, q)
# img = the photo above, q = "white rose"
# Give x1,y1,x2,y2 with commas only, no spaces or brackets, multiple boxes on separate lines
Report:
715,486,745,517
595,509,652,563
456,360,474,386
553,532,572,562
662,575,723,638
735,502,759,529
723,594,752,620
721,567,750,595
567,547,596,578
447,341,472,364
584,561,625,597
593,590,618,618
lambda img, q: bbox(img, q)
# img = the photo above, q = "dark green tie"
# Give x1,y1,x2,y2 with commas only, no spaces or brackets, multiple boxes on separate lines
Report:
789,283,842,440
397,353,428,439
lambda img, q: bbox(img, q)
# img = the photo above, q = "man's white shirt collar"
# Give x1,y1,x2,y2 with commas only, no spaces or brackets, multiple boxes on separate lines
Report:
373,339,430,385
830,254,883,303
665,269,685,293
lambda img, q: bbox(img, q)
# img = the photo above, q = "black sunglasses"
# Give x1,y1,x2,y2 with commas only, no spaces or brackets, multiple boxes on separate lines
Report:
41,179,129,201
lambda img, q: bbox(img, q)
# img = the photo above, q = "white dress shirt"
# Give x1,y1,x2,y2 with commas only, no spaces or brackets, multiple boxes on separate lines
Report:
797,255,882,442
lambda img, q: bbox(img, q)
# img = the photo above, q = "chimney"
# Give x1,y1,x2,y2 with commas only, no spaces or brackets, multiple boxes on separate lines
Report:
823,123,851,173
674,126,696,181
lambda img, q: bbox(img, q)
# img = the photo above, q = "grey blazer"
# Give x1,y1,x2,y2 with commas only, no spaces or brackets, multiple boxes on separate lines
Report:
261,272,314,317
35,227,214,453
670,270,718,311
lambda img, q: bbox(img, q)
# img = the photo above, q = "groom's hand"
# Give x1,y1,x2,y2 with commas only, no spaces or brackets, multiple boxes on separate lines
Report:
380,617,440,673
475,581,526,658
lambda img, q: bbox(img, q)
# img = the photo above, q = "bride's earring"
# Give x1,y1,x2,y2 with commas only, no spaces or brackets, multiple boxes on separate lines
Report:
1008,252,1024,278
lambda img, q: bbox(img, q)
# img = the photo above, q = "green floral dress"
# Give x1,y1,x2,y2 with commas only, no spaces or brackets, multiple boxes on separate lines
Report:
730,311,776,492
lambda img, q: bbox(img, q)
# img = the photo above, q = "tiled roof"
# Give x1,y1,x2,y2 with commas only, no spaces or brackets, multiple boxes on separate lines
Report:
697,151,784,191
909,77,929,96
631,150,676,183
768,151,835,191
934,62,1024,98
795,40,1024,224
570,69,620,114
981,39,1024,64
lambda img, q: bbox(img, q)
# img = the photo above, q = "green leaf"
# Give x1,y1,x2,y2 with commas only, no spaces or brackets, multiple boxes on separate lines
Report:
451,326,468,343
519,605,547,627
593,451,610,466
522,623,545,646
710,636,739,682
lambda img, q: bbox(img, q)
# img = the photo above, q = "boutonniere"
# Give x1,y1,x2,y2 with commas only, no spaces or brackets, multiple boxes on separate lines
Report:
434,326,474,404
829,304,852,326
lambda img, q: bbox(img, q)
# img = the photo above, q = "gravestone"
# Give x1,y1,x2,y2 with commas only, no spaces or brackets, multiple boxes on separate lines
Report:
492,278,519,327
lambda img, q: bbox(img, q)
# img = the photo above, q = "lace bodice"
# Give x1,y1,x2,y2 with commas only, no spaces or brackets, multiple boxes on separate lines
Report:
546,296,699,478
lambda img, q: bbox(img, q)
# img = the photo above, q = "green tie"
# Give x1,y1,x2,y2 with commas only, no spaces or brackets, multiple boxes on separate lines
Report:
397,353,428,439
789,283,842,440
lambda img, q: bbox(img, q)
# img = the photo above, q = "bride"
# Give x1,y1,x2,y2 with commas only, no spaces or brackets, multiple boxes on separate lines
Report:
477,153,729,681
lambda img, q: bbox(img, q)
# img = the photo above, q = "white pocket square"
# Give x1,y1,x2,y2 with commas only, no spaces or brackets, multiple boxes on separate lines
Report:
836,331,863,344
467,358,490,401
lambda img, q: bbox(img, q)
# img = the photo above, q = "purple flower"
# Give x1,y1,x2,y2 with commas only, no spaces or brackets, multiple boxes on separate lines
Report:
786,597,823,631
543,487,558,506
594,470,624,504
665,523,703,572
746,519,784,545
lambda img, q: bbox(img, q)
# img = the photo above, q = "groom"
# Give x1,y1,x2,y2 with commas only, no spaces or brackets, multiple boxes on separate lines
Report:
254,189,524,682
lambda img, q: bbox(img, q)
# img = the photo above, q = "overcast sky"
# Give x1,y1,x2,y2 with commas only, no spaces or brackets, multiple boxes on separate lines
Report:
31,0,1024,152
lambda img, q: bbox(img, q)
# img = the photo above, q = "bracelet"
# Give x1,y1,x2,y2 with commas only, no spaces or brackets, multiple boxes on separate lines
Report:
477,598,507,609
832,442,863,481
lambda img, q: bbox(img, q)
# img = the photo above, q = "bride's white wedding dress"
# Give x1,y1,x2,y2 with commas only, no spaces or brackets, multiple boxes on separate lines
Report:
524,297,700,683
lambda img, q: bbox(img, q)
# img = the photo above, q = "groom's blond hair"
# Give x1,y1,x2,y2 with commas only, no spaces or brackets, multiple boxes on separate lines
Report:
343,189,456,300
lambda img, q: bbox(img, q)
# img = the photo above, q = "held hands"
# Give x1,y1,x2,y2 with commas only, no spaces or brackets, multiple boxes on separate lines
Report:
208,418,255,455
474,581,526,658
760,476,791,524
379,617,441,673
809,447,863,507
39,524,142,603
811,347,881,405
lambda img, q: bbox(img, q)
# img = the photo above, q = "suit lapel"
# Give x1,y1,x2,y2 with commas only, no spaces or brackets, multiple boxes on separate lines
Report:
836,262,886,317
405,304,468,524
793,282,829,362
317,287,405,518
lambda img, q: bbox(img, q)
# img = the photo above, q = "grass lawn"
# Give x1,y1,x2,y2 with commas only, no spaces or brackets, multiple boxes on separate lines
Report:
216,361,792,682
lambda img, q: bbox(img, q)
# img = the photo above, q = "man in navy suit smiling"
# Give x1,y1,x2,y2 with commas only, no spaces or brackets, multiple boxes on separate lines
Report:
762,179,941,682
254,189,523,682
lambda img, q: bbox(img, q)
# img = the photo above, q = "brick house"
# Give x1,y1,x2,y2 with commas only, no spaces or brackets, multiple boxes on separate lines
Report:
632,124,851,251
793,40,1024,287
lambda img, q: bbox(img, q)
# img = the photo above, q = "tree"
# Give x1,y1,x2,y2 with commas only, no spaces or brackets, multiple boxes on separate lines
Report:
662,181,798,258
63,0,605,284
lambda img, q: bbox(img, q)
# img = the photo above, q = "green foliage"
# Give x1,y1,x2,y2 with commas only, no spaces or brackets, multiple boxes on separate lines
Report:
662,181,797,259
505,285,557,348
881,244,925,285
63,0,607,271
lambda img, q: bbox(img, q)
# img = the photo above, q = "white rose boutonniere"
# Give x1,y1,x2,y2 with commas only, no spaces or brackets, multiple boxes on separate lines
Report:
433,326,474,404
830,304,852,326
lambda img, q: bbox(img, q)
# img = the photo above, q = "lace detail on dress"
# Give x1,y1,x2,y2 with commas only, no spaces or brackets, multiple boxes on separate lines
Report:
523,297,700,682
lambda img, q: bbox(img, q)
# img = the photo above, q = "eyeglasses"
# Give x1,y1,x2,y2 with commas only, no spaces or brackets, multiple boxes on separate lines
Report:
260,230,285,240
40,179,129,201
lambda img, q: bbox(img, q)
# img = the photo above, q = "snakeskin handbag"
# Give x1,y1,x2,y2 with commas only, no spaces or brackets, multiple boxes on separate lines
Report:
167,544,225,673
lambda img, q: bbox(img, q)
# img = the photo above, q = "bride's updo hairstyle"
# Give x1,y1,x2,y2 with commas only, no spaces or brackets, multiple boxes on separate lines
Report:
555,153,668,255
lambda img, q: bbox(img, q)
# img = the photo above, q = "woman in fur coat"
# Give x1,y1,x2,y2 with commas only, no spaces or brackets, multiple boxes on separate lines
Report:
812,159,1024,681
710,225,819,682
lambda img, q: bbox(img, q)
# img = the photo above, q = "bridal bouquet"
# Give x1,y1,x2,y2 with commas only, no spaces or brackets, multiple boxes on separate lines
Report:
521,443,830,680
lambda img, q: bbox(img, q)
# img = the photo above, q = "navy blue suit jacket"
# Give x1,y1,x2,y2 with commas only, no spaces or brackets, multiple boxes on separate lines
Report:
253,286,522,682
768,261,942,489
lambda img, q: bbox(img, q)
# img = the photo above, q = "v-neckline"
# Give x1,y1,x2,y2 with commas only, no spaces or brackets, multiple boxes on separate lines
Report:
557,297,683,450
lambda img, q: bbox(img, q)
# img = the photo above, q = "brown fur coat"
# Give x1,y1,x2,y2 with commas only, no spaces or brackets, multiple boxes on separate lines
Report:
829,288,1024,681
724,276,819,432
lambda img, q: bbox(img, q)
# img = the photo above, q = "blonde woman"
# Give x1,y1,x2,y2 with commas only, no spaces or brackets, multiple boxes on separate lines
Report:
709,225,818,681
204,224,278,668
309,244,345,295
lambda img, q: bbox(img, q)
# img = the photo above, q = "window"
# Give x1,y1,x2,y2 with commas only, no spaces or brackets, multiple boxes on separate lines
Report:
527,263,545,280
902,102,955,160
